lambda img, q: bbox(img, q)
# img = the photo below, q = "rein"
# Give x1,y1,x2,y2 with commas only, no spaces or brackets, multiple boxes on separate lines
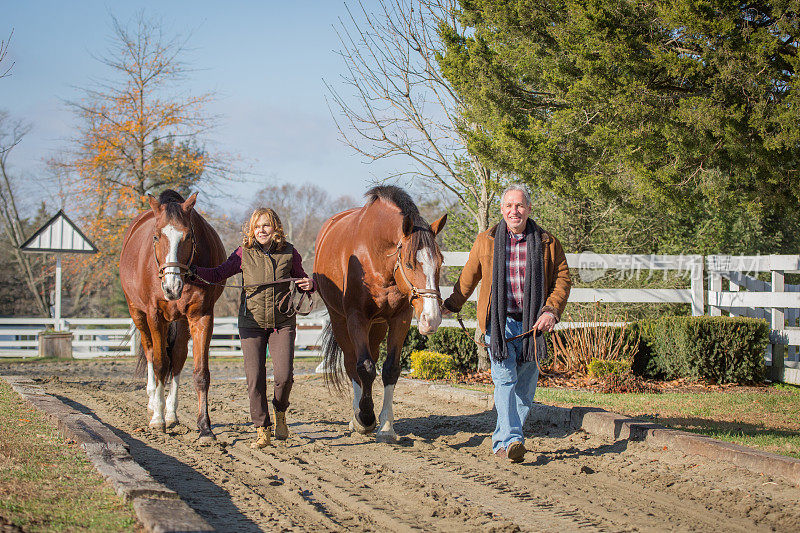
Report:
192,276,314,317
388,241,442,304
454,313,548,375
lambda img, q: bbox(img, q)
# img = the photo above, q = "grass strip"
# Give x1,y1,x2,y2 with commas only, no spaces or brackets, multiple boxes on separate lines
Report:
0,379,139,532
458,382,800,459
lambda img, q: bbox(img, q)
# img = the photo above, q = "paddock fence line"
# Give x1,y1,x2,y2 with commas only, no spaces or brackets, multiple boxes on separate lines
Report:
1,253,798,384
707,255,800,385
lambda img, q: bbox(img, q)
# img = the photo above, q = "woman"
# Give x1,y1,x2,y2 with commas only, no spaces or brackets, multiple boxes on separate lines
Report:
193,207,314,448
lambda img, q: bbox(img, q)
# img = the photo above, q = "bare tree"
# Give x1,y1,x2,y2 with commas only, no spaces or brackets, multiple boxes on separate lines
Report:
327,0,496,233
248,182,357,263
0,30,13,79
0,111,51,316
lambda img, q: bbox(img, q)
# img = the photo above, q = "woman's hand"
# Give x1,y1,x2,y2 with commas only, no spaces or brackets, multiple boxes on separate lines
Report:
296,277,314,291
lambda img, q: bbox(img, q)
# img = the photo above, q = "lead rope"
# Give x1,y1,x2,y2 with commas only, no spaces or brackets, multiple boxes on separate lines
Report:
455,313,548,376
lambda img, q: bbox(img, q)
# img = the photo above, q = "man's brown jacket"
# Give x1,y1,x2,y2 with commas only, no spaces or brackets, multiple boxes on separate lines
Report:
443,222,572,335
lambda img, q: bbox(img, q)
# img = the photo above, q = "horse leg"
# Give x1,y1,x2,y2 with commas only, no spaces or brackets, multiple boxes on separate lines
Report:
145,313,168,432
366,321,400,444
345,314,378,432
189,313,215,440
165,318,190,428
128,306,155,412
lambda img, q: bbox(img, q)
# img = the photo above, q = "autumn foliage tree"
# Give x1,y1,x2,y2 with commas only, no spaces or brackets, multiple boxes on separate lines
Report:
59,14,228,312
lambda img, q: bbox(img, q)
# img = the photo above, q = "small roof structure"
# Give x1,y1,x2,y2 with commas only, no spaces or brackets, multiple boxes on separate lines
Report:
20,210,98,254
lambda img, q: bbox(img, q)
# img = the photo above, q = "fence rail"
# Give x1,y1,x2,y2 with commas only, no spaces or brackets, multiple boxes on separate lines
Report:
1,252,798,384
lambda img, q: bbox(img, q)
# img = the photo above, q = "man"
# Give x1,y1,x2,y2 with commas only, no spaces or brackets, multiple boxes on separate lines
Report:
443,184,571,463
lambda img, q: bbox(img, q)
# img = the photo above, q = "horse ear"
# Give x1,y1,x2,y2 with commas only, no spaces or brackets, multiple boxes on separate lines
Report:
182,192,198,212
148,194,160,214
402,215,414,237
430,214,447,236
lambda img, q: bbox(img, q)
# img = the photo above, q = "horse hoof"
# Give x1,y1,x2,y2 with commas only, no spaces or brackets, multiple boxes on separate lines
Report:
198,434,216,444
149,421,166,433
349,415,377,434
165,418,179,429
376,431,398,443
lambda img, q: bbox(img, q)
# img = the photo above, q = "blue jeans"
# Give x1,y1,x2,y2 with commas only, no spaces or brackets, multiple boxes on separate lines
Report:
486,316,539,453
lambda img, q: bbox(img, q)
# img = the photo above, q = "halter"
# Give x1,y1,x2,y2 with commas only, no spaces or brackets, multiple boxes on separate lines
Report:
389,241,442,304
153,220,197,279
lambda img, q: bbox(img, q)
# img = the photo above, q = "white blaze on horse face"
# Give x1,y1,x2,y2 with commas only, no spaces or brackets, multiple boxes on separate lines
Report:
161,224,184,299
416,248,442,334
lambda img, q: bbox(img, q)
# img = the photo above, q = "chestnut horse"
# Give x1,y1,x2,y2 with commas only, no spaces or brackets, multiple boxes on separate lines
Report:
314,185,446,442
120,190,225,440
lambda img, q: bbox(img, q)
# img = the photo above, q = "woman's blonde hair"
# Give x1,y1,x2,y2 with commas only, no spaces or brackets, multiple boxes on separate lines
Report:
242,207,287,249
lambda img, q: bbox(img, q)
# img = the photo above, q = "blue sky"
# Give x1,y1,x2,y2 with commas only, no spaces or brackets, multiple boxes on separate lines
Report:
2,1,403,213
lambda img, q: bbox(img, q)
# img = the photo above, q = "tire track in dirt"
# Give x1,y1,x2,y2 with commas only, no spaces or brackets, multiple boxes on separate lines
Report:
14,360,800,533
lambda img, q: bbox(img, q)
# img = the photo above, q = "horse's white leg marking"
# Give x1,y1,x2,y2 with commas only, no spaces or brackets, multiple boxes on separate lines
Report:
416,248,442,334
165,371,180,426
376,383,398,443
147,361,157,412
351,378,362,419
161,224,184,299
149,377,166,429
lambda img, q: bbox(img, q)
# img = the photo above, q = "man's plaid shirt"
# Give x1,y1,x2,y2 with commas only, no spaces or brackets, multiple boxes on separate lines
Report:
506,229,526,314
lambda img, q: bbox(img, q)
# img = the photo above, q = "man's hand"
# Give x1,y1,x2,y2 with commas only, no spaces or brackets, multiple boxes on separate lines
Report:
297,277,314,291
533,312,557,333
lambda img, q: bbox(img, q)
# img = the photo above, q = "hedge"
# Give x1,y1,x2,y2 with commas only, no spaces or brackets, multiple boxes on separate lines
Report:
380,325,478,373
636,316,768,383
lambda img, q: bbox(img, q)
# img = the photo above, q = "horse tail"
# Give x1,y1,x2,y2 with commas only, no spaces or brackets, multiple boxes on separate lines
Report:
320,321,344,391
165,320,178,381
134,334,147,378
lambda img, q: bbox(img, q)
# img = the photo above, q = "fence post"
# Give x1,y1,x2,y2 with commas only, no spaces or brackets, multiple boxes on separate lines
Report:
708,258,721,316
771,269,785,382
691,256,705,316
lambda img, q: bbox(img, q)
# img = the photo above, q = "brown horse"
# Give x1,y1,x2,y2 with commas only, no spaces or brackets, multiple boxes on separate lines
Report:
314,185,446,442
119,190,225,440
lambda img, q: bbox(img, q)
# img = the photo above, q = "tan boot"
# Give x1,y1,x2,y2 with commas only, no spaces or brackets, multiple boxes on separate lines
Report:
275,411,289,440
250,426,271,449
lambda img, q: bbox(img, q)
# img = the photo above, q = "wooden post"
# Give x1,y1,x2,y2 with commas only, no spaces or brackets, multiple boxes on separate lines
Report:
708,264,721,317
39,330,73,358
771,269,785,382
690,256,705,316
54,256,62,331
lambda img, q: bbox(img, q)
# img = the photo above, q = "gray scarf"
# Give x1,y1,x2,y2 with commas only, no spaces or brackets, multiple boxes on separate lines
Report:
489,219,547,363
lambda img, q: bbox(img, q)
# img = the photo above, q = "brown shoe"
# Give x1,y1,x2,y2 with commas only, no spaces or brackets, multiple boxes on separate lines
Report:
274,411,289,440
506,441,526,463
251,426,271,449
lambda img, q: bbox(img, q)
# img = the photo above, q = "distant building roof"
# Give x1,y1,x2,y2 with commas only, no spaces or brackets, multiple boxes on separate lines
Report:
20,210,98,254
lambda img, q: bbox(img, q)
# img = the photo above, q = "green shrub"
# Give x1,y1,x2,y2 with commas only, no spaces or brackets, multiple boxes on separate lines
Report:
410,350,455,380
635,316,768,383
588,358,632,378
426,326,478,374
380,325,479,373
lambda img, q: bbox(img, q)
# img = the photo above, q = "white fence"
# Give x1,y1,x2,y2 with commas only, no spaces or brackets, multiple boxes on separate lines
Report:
707,255,800,384
441,252,705,316
0,314,328,359
2,252,798,384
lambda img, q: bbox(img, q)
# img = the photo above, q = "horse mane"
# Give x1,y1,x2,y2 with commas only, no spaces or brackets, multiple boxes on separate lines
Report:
365,185,441,267
157,189,187,220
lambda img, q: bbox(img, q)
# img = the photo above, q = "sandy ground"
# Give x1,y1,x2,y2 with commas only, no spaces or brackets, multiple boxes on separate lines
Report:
2,357,799,532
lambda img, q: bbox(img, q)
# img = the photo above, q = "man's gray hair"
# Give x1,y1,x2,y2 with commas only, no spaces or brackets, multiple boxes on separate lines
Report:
501,183,531,206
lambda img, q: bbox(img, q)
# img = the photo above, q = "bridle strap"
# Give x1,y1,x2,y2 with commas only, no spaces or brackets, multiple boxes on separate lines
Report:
390,241,442,303
153,220,197,279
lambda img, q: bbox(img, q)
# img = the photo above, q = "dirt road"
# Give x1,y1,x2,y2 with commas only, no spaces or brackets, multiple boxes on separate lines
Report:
3,358,798,532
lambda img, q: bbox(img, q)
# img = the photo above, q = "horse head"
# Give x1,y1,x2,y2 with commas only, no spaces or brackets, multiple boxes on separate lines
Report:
148,191,198,301
394,213,447,335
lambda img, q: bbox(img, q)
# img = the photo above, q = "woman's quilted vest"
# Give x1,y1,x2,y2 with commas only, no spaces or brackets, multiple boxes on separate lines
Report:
238,242,296,329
